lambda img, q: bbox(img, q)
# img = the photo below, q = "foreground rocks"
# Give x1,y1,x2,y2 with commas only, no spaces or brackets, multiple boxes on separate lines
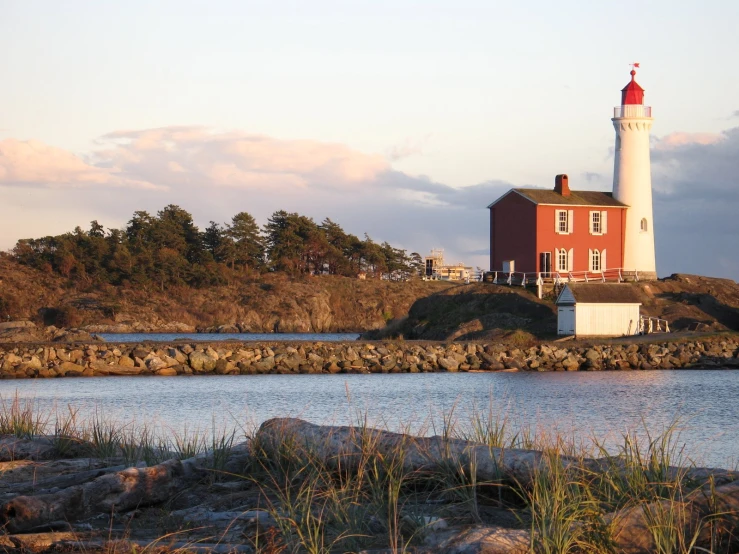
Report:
0,337,737,379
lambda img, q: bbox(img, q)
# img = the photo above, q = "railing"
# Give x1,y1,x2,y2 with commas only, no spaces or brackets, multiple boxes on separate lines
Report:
613,105,652,118
485,267,640,287
639,316,670,334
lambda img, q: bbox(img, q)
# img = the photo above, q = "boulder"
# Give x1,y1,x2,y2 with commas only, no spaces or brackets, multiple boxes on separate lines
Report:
189,351,217,372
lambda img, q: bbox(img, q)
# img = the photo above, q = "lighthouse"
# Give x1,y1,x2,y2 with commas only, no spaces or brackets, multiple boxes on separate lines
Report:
612,66,657,279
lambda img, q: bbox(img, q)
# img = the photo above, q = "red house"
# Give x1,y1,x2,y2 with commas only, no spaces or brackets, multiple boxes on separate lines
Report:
487,174,627,278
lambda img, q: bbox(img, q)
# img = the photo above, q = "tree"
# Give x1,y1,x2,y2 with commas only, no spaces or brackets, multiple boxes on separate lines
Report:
226,212,264,270
203,221,227,263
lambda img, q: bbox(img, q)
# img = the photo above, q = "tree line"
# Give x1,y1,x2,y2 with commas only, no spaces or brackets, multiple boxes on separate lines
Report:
11,205,425,289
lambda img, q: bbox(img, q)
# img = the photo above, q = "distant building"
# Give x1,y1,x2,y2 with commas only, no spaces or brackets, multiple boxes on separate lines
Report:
423,249,473,282
487,68,657,281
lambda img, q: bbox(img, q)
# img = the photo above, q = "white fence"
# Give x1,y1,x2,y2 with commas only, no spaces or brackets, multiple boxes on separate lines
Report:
485,268,641,287
639,316,670,334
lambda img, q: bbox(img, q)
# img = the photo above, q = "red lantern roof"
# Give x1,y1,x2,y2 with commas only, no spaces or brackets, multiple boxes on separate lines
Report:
621,69,645,105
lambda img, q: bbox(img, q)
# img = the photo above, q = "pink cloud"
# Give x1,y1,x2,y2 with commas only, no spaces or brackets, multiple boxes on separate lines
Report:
1,127,390,191
0,139,161,189
95,127,389,190
654,131,725,150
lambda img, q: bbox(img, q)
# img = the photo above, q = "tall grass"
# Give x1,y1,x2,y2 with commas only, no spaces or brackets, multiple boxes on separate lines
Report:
2,391,736,553
0,392,48,438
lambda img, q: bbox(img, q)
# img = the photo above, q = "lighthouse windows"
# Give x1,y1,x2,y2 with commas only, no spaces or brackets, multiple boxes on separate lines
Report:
640,218,648,232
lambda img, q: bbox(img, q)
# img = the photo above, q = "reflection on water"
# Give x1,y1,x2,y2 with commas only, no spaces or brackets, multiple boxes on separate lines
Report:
4,370,738,468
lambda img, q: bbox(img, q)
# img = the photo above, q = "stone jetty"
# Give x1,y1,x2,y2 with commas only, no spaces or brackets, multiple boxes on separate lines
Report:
0,337,737,379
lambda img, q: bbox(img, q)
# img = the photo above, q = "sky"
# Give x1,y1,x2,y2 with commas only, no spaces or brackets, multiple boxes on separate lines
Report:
1,0,738,279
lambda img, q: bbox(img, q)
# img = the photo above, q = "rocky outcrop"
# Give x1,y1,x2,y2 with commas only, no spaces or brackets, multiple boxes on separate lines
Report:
0,322,101,344
0,337,737,379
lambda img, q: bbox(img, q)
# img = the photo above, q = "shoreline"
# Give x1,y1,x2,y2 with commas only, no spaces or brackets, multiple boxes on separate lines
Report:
1,336,737,379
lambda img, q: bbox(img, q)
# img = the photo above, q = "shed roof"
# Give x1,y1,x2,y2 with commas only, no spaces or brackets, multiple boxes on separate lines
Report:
556,284,643,305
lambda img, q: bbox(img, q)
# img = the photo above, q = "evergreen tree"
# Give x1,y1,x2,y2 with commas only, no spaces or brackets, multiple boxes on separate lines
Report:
227,212,264,270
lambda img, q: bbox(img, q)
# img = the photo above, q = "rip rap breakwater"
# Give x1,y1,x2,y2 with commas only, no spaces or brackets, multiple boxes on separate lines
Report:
1,338,738,379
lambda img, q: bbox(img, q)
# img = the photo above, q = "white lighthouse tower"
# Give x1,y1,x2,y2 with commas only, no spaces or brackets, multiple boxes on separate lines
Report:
612,66,657,279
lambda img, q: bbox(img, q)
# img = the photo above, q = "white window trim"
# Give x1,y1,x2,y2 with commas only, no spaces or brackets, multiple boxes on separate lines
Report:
555,248,569,273
588,248,606,273
555,209,574,235
589,210,608,235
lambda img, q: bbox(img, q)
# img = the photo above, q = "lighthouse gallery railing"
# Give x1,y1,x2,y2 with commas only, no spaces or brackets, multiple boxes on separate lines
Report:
613,105,652,118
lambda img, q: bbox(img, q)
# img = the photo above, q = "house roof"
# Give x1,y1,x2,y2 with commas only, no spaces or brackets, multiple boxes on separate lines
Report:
512,189,628,207
556,283,643,305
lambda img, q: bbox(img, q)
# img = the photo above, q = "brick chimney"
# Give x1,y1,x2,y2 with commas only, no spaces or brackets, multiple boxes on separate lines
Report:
554,174,570,197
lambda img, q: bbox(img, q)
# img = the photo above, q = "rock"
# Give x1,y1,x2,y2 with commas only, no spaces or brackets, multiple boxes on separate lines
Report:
57,361,86,375
156,367,178,376
436,525,529,553
0,320,36,330
189,351,217,372
146,357,169,371
90,361,142,376
439,357,460,372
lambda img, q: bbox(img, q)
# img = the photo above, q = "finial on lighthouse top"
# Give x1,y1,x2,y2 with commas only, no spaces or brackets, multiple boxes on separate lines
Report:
621,63,645,105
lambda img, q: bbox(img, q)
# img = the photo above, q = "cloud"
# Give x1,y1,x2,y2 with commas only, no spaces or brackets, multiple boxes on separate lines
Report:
0,139,159,189
1,124,738,281
654,131,724,150
651,127,739,200
385,135,429,162
651,126,739,279
732,110,739,119
95,127,389,190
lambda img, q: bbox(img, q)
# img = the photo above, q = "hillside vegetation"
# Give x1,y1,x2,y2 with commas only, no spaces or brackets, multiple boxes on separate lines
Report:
0,253,453,333
3,247,738,339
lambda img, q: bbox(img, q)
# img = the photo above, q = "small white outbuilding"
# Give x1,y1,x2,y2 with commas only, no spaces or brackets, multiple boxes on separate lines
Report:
555,283,642,337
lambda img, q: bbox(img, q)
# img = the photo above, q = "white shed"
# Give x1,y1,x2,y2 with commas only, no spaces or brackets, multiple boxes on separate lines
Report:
555,283,642,337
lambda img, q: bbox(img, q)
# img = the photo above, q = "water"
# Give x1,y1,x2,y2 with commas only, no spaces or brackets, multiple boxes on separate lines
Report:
3,370,738,468
96,332,361,343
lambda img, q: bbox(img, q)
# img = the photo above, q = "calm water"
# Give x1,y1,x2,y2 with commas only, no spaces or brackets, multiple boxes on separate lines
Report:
2,371,738,468
96,332,361,343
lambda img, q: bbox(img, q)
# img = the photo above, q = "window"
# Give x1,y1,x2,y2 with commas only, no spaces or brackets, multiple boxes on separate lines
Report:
555,248,572,272
589,249,607,273
589,211,608,235
640,218,648,232
555,210,574,234
558,249,568,272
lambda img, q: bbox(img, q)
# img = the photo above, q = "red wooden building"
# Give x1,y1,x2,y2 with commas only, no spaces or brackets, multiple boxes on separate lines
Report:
487,174,627,278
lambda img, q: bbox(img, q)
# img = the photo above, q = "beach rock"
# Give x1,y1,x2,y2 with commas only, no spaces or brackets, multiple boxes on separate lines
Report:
57,361,86,375
189,351,217,372
436,525,529,553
